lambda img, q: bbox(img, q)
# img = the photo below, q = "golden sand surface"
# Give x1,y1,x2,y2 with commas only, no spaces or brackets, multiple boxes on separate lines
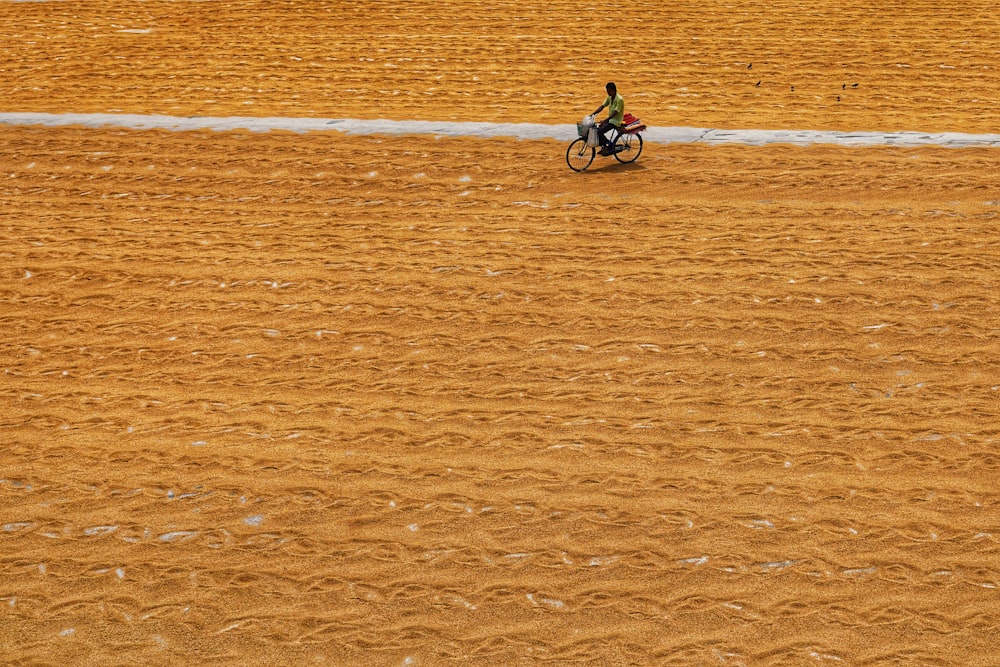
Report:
2,0,1000,133
3,126,1000,664
3,1,1000,665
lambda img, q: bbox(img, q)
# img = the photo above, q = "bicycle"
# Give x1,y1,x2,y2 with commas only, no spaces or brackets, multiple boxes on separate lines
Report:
566,113,645,172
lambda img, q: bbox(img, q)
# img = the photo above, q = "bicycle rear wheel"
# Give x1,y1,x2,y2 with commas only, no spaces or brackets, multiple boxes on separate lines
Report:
566,138,594,172
613,132,643,163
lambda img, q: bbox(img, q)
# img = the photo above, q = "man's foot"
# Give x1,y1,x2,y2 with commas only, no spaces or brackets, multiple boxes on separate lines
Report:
598,147,613,156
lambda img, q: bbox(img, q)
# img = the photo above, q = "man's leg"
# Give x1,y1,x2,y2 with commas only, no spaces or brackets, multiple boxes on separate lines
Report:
597,120,614,154
597,121,613,146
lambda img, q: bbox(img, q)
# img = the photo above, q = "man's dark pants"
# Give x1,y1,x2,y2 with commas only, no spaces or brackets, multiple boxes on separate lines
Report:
597,120,618,149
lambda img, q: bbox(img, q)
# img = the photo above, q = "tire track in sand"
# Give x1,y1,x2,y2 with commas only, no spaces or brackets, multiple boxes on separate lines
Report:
5,112,1000,147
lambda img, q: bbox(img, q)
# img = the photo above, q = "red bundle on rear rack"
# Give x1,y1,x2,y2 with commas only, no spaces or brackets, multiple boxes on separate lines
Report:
621,112,646,133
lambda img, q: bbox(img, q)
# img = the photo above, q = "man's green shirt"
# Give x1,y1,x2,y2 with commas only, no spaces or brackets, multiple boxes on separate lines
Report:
605,93,625,127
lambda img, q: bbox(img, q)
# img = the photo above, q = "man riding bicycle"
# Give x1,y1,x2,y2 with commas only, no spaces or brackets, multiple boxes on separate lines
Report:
566,84,643,171
591,82,624,156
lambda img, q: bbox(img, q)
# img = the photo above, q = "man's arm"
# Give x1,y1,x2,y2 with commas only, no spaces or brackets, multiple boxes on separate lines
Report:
592,101,607,117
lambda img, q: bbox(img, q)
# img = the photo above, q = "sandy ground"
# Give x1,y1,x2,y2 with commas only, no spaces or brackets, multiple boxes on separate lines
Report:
3,0,1000,133
2,1,1000,666
4,127,1000,665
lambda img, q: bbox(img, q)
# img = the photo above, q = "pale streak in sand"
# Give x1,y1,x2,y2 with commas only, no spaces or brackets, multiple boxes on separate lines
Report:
3,111,1000,147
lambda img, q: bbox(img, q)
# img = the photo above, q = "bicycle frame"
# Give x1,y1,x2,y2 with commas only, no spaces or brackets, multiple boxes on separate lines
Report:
566,117,644,172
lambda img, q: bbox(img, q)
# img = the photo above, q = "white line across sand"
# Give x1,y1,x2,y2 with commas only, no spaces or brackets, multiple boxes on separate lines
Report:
2,112,1000,147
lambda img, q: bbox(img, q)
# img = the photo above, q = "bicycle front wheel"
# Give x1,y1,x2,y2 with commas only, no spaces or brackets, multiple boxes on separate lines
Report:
566,138,594,172
613,132,643,164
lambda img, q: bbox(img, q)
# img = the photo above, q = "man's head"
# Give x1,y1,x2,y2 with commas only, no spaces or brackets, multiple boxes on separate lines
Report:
606,82,617,96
